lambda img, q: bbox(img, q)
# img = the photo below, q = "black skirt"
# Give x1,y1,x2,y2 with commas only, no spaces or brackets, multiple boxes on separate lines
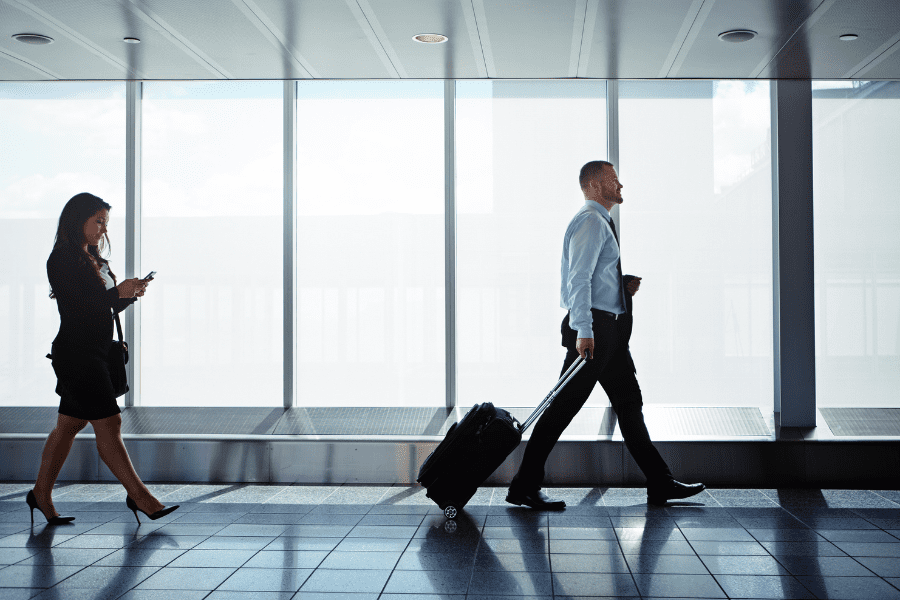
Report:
51,343,121,421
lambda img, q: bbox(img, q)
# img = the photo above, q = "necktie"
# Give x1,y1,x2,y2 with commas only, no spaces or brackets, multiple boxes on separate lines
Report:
607,217,628,313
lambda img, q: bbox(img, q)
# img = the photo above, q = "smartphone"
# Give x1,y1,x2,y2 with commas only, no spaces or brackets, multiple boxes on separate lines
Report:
142,271,157,281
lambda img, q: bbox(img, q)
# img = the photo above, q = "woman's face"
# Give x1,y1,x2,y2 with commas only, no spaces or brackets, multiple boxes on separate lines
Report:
82,209,109,247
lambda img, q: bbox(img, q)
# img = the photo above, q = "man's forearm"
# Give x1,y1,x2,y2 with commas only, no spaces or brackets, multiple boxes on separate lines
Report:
568,281,594,339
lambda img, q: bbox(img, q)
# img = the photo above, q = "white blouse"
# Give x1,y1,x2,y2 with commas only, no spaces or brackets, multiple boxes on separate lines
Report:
99,262,116,290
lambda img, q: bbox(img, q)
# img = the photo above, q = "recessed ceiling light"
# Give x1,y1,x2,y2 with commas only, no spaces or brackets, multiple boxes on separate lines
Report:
839,34,859,41
123,37,141,44
12,33,54,45
412,33,448,44
718,29,758,43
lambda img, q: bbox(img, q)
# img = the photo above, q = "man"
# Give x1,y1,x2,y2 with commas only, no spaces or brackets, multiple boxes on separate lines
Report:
506,160,705,509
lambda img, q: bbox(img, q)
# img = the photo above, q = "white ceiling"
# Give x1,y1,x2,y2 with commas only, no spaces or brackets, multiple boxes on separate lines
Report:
1,0,899,81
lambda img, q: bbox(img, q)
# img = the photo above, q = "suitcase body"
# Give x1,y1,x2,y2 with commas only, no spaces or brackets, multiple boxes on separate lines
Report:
417,402,522,517
417,355,588,518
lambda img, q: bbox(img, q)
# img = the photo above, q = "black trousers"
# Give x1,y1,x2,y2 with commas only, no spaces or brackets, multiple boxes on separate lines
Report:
510,310,673,492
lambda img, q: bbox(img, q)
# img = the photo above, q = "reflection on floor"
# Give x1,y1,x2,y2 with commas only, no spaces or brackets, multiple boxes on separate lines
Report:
1,483,899,599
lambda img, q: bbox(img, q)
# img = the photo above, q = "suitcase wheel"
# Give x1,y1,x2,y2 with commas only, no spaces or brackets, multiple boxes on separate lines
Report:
444,519,458,533
443,505,458,519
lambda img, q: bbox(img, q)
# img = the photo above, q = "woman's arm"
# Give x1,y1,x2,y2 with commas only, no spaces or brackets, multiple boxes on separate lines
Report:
113,295,138,314
47,251,123,314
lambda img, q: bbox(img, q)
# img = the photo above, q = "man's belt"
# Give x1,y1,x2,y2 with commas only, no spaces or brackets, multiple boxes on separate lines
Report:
593,309,623,320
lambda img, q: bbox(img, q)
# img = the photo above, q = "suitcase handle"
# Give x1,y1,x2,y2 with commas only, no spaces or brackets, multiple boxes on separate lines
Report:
519,353,589,433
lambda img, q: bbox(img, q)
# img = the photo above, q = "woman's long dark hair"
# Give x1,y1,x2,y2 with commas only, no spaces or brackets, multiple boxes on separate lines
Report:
49,192,118,299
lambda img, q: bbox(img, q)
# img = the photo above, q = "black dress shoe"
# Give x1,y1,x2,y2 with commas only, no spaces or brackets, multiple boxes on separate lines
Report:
505,489,566,510
647,480,706,505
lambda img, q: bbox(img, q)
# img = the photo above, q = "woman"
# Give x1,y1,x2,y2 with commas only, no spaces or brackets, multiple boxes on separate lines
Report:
28,192,178,525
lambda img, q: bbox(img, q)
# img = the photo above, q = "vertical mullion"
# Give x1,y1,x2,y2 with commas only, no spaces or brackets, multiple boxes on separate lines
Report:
606,79,621,234
284,80,297,409
445,79,457,410
125,80,142,408
606,79,621,475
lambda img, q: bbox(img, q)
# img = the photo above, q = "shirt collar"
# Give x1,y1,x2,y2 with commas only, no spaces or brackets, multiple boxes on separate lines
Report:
584,200,611,222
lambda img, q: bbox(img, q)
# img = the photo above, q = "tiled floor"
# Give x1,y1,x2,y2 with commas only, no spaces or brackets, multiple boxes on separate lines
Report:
1,484,899,599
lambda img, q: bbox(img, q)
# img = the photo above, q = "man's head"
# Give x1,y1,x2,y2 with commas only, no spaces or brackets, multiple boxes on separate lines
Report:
579,160,623,210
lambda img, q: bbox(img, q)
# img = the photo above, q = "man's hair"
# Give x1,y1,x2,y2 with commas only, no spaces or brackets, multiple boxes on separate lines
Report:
579,160,614,192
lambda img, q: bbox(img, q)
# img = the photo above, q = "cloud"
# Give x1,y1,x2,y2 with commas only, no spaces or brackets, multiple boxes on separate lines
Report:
0,172,121,218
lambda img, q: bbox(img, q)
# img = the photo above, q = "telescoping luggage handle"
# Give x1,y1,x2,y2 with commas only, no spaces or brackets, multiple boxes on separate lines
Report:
518,351,590,433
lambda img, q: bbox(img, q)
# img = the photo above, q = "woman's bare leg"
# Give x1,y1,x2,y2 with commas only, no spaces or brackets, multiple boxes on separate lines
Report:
91,414,165,514
34,413,89,517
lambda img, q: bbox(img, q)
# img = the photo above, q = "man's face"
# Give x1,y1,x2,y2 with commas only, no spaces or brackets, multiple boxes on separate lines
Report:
598,165,624,204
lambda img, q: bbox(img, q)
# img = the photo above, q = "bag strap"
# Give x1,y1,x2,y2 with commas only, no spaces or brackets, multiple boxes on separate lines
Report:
114,313,124,344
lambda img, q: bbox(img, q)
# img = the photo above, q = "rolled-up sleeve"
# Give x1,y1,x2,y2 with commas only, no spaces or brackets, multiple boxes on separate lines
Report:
566,217,602,339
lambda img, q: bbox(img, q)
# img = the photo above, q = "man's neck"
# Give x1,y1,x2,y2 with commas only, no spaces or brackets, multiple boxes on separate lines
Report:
585,195,615,212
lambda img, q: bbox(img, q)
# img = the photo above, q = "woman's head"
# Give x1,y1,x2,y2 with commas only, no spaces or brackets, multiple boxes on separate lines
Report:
54,192,112,254
49,193,116,298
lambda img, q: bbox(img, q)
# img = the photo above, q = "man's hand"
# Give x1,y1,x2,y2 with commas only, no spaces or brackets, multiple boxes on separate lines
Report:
625,276,642,297
576,338,594,360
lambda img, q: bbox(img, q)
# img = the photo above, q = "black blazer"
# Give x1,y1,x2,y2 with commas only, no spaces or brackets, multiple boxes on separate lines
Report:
47,249,136,354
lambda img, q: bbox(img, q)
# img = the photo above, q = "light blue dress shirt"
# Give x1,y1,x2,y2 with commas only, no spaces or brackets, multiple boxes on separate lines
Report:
560,200,625,339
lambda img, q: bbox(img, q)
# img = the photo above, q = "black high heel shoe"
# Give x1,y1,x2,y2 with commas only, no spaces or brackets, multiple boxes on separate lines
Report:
126,496,179,524
26,490,75,525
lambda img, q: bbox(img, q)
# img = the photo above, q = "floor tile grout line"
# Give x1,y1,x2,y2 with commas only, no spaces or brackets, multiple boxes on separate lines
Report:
671,519,723,590
4,485,900,598
870,489,900,508
373,506,425,599
45,511,221,599
202,533,274,599
609,510,641,598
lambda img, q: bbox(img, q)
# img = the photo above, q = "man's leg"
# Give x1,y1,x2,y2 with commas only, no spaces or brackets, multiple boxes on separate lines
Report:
599,345,705,503
598,348,672,486
510,337,612,497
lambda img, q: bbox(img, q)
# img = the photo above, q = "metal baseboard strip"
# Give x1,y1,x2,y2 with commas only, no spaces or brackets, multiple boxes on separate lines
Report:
2,435,898,488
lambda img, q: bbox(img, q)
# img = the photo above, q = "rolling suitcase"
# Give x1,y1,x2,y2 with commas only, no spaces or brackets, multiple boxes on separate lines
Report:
417,354,589,518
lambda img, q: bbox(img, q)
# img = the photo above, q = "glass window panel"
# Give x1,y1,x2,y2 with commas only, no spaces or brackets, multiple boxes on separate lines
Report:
813,81,900,407
296,81,444,406
141,82,282,406
619,81,773,407
0,83,125,406
456,81,607,407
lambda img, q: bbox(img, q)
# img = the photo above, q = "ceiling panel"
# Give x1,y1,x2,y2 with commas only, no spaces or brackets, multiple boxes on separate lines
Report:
673,0,820,78
762,0,900,78
9,0,222,80
247,0,394,79
582,0,698,79
1,0,899,80
0,50,52,80
364,0,484,79
132,0,297,79
0,0,128,79
859,42,900,79
481,0,581,78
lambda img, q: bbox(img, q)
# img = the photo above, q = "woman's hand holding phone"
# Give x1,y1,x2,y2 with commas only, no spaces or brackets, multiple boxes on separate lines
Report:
117,276,151,299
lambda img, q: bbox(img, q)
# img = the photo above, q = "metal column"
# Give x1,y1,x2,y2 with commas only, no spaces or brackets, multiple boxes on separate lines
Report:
606,80,621,234
124,80,142,408
444,79,457,410
284,80,298,409
771,80,817,428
